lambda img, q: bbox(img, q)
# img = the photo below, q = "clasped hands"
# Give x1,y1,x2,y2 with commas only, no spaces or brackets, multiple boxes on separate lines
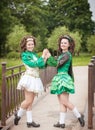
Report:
42,48,51,61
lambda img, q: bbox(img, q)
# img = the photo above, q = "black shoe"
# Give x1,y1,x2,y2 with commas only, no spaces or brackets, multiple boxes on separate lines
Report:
54,122,65,128
27,121,40,128
78,114,85,127
14,113,21,125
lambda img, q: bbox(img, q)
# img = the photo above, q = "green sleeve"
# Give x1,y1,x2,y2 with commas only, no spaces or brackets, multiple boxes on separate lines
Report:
21,53,45,68
46,56,57,67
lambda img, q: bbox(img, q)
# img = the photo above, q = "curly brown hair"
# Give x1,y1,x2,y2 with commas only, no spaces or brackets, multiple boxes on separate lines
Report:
20,35,36,52
58,35,75,54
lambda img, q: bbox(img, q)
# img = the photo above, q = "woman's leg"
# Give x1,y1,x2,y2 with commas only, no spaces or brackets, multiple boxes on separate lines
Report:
59,92,74,110
58,94,67,124
14,90,35,125
22,91,40,128
53,95,66,128
59,92,85,127
21,90,35,109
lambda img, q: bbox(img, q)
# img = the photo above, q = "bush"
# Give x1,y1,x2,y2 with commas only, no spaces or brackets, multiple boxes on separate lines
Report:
7,51,20,59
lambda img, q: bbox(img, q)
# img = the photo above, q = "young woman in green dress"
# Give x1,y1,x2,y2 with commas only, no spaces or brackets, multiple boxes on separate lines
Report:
46,35,85,128
14,35,47,128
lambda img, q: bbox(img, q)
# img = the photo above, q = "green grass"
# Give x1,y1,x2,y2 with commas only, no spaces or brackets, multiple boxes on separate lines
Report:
73,53,92,66
0,58,22,67
0,58,22,87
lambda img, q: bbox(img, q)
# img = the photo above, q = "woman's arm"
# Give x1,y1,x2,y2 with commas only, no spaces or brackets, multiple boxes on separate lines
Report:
22,53,45,68
46,56,57,67
57,53,69,68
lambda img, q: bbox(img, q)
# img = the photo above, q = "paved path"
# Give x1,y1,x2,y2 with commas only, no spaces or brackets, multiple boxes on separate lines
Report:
4,66,95,130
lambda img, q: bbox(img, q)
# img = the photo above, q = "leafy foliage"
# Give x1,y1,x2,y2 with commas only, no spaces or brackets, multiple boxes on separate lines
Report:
47,26,82,55
6,24,30,52
47,0,94,35
7,51,20,59
9,0,48,47
0,0,95,57
0,1,19,56
86,35,95,55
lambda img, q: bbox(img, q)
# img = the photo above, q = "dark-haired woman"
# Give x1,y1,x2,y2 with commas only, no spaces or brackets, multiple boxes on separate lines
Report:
14,35,47,128
46,35,85,128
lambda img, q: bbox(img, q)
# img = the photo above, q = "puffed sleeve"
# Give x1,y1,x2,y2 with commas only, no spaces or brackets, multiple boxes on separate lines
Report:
46,56,57,67
21,52,45,68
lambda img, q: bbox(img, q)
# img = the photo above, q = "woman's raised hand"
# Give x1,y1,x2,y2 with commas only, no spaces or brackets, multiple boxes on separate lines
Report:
42,48,51,60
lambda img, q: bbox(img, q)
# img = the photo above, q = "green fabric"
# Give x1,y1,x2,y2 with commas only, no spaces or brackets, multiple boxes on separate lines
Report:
50,72,75,94
46,56,57,67
21,51,45,68
47,51,75,94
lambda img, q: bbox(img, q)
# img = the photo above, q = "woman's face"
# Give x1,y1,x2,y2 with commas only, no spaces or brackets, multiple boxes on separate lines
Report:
60,38,70,52
26,38,35,52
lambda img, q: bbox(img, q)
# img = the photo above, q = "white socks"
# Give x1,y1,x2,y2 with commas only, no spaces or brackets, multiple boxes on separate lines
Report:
17,108,33,123
72,107,81,118
59,112,66,124
26,111,32,123
17,107,25,117
59,107,81,124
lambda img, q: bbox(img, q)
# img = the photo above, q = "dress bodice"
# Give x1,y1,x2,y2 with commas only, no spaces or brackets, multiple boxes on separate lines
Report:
24,64,40,78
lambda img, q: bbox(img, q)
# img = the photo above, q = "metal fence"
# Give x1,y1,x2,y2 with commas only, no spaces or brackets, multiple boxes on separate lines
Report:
1,62,57,126
88,56,95,129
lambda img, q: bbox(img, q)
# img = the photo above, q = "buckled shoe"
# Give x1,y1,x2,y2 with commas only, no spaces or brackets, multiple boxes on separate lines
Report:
27,121,40,128
54,122,65,128
78,114,85,127
14,113,21,125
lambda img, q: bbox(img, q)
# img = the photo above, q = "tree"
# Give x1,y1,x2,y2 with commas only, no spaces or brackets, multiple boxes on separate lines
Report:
0,1,16,56
47,0,94,34
86,35,95,55
47,26,82,55
46,0,95,51
6,24,30,52
69,32,82,56
9,0,48,49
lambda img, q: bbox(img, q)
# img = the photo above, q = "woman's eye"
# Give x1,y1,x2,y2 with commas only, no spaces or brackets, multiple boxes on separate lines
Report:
64,42,67,44
61,42,67,44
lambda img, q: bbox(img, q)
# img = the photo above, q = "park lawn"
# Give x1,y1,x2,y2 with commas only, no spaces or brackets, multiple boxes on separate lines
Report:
0,58,22,67
0,58,22,86
73,53,92,66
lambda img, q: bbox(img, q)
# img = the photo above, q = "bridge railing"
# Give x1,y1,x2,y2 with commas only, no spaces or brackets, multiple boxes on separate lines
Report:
88,56,95,129
1,62,57,126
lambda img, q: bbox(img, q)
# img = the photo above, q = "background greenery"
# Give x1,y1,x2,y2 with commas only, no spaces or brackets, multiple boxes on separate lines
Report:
0,0,95,58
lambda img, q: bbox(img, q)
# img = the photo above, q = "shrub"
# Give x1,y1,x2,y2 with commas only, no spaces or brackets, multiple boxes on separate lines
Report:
7,51,20,59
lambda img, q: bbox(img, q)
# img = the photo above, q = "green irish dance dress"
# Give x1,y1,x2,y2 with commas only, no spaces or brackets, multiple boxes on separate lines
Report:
46,51,75,95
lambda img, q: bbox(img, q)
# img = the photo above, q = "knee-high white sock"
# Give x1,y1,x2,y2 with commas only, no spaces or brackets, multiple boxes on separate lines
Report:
59,112,66,124
26,111,32,123
17,107,25,117
72,107,81,118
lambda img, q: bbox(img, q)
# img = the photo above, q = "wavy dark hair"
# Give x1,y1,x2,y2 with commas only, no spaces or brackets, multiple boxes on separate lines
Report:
20,35,36,52
58,35,75,54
